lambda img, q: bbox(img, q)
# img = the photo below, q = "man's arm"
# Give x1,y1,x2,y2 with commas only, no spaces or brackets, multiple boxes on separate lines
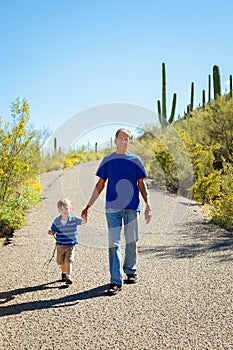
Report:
81,178,106,219
138,178,152,224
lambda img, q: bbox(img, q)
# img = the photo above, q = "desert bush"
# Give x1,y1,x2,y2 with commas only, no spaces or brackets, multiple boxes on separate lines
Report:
0,99,42,236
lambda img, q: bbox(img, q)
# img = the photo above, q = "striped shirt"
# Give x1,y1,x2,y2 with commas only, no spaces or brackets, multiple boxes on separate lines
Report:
50,215,82,246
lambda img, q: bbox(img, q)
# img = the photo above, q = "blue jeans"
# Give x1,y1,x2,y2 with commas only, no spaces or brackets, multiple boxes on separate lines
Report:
106,209,139,285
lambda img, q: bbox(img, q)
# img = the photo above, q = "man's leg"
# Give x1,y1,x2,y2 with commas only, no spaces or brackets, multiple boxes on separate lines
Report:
123,210,139,276
106,209,123,285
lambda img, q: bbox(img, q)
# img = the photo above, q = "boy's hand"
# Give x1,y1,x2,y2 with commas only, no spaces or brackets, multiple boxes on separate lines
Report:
48,230,55,236
81,208,89,223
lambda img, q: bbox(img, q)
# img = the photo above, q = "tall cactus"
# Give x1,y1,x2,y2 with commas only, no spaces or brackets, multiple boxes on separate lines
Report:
190,82,194,111
168,93,177,123
202,89,206,107
208,74,211,102
157,99,167,128
157,62,177,128
230,74,232,98
213,65,221,99
162,62,167,120
54,137,57,153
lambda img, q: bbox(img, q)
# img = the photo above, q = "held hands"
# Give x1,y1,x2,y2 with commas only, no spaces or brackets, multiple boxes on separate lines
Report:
144,203,152,224
81,207,90,223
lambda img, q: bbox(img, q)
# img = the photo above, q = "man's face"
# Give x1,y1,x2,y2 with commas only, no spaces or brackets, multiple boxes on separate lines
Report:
115,131,131,153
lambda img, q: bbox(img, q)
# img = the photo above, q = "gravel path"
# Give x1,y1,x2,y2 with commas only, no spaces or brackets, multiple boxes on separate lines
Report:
0,162,232,350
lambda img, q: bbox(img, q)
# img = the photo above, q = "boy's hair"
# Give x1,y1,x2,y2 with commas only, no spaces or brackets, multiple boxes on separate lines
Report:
57,198,71,209
115,128,131,139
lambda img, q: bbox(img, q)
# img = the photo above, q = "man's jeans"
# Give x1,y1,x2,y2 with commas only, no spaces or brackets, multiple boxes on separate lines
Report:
106,209,139,285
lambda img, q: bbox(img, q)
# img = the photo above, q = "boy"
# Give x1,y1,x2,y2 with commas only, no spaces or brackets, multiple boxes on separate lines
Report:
48,198,86,285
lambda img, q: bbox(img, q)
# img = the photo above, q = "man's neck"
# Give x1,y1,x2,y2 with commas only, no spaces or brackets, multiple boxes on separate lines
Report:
116,148,129,155
116,151,128,154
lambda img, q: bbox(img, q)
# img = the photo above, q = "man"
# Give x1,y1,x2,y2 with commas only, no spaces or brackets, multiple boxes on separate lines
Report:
81,128,152,296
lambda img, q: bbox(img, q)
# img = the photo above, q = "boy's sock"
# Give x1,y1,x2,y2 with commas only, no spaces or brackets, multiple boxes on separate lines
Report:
66,274,71,279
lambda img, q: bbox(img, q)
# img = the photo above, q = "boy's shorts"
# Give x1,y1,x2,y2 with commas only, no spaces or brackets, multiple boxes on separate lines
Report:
56,244,75,265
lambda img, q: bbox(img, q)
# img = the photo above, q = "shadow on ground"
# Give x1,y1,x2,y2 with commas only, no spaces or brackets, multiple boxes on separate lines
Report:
139,221,233,262
0,282,109,317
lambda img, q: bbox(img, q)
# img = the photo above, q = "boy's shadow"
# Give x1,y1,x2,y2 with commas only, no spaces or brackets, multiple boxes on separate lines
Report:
0,281,109,317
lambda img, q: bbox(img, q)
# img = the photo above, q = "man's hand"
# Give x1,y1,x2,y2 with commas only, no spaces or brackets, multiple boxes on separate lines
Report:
144,203,152,224
48,230,55,236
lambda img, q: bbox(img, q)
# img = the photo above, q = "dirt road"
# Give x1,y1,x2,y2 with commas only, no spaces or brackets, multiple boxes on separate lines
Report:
0,162,232,349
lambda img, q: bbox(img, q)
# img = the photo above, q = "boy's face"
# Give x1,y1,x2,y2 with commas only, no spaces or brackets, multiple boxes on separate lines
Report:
58,204,71,219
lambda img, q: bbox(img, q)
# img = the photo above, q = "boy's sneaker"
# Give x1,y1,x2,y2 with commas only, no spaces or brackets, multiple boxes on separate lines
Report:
107,283,122,296
126,274,137,284
61,272,66,281
65,277,73,285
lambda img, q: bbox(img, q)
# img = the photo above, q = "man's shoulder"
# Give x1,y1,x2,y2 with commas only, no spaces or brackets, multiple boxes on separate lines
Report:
103,152,116,160
125,152,143,164
103,152,139,160
98,152,116,166
102,152,142,164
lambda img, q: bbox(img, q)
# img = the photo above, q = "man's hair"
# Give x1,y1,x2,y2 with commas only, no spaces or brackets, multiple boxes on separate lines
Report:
57,198,71,209
115,128,131,139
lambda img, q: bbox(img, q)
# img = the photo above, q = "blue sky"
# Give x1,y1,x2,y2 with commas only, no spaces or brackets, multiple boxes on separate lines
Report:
1,0,233,146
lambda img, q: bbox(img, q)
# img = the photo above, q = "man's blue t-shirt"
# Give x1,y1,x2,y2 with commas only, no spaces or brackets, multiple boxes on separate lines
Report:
96,152,148,211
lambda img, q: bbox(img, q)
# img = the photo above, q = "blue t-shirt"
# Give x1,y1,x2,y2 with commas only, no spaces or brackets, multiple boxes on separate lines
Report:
50,215,82,246
96,152,148,211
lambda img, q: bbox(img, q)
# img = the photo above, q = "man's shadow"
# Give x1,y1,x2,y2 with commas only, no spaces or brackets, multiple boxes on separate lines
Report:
0,281,109,317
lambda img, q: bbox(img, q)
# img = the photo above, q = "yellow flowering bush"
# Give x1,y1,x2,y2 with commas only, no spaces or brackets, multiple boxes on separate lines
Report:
0,98,42,236
210,164,233,228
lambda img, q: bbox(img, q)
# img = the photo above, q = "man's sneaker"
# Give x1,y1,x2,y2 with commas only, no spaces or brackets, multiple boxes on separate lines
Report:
107,283,122,296
61,272,66,281
65,277,73,285
126,274,137,284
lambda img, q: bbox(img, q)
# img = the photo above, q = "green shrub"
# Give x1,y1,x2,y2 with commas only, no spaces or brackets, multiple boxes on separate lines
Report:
210,164,233,228
0,99,42,236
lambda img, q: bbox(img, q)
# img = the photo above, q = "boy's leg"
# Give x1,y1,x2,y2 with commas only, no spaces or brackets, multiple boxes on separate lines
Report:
65,261,72,276
60,262,66,273
56,245,66,280
64,246,75,284
60,264,66,281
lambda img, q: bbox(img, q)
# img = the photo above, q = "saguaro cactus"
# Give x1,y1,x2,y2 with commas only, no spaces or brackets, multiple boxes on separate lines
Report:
162,62,167,120
230,74,232,98
157,99,167,128
54,137,57,153
202,89,206,107
208,74,211,102
168,93,177,123
157,62,177,128
190,82,194,111
213,65,221,99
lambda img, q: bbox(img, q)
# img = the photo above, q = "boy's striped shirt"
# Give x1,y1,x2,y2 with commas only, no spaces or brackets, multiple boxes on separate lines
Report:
51,215,82,246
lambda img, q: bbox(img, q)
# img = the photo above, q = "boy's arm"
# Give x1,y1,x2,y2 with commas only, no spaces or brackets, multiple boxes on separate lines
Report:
48,222,57,235
81,216,87,224
81,178,106,220
138,178,152,224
